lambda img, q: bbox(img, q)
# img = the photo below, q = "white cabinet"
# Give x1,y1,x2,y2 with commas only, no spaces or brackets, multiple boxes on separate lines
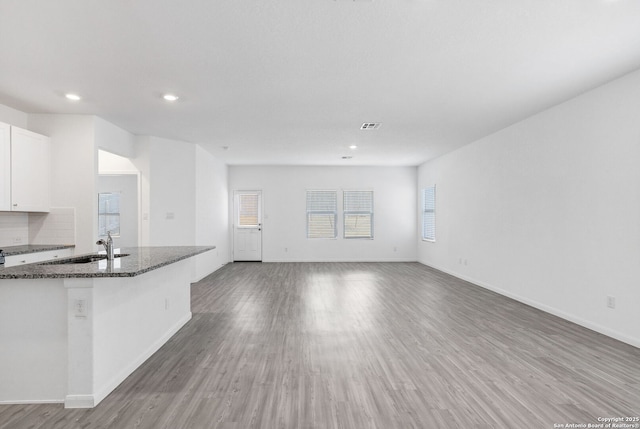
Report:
3,248,74,267
0,122,10,211
10,126,51,212
0,122,51,213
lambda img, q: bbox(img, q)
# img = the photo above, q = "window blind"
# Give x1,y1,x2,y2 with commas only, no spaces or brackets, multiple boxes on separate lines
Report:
98,192,121,237
306,190,337,238
344,190,373,239
422,186,435,241
238,193,259,227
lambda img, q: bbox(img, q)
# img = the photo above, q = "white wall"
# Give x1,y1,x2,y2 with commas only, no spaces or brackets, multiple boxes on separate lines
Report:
133,138,229,280
133,136,196,246
0,104,28,129
28,115,98,254
99,150,139,174
194,145,229,279
229,166,417,262
133,136,152,246
418,69,640,348
94,117,137,159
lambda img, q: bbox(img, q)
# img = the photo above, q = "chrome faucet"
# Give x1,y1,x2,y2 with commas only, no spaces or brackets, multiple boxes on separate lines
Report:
96,232,115,261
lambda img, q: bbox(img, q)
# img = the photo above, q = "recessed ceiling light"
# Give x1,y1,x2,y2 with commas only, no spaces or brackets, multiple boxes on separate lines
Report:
349,145,358,150
163,94,179,102
65,93,81,101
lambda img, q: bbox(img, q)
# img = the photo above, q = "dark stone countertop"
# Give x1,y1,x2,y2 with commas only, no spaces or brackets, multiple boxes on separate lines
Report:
0,246,215,279
0,244,76,256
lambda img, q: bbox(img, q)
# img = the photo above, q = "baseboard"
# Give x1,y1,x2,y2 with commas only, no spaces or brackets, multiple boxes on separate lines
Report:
420,261,640,349
64,394,95,409
192,262,227,283
91,312,193,407
0,399,64,405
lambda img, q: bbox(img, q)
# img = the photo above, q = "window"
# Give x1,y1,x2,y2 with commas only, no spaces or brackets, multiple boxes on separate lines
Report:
237,192,260,227
98,192,120,237
344,190,373,239
306,190,337,238
422,186,436,241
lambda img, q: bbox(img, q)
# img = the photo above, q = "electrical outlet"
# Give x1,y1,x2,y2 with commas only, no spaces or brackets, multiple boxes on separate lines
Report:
393,246,398,252
165,298,169,310
13,237,22,244
74,299,87,318
607,296,616,309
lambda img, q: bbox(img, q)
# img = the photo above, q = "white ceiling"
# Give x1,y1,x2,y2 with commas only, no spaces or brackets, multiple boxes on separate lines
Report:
1,0,639,166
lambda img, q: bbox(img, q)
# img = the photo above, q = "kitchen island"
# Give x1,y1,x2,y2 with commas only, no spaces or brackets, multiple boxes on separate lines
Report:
0,246,215,408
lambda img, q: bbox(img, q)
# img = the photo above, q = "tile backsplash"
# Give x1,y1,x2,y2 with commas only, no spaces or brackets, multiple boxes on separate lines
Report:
29,207,76,245
0,212,29,246
0,208,76,247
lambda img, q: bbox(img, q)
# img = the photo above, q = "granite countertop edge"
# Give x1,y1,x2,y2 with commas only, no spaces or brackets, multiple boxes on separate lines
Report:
0,246,215,280
1,244,76,256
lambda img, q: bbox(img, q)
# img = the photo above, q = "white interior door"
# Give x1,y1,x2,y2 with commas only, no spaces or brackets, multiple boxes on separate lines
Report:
233,191,262,261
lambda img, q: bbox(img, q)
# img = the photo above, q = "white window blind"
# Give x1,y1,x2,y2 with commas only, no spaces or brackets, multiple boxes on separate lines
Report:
237,193,259,227
98,192,121,237
344,190,373,239
306,190,337,238
422,186,436,241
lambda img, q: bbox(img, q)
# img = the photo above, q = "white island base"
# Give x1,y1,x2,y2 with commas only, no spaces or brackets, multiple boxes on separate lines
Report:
0,257,194,408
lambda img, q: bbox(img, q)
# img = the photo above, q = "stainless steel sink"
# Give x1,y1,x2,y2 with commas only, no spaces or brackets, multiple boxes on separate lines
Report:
40,253,130,265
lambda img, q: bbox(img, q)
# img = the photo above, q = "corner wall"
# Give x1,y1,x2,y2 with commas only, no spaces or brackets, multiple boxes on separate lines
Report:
417,69,640,347
134,138,229,279
194,145,229,279
133,136,196,246
28,115,98,254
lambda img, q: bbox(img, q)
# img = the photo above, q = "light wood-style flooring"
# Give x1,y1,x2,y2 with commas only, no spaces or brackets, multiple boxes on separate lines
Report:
1,262,639,428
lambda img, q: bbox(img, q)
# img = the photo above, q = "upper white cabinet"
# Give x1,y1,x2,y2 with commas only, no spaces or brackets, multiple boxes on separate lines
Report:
0,122,51,213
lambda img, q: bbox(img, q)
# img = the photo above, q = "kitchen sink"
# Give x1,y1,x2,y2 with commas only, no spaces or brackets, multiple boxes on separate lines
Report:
40,253,130,265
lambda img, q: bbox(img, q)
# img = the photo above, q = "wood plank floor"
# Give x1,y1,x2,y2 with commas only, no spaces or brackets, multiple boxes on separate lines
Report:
1,262,639,428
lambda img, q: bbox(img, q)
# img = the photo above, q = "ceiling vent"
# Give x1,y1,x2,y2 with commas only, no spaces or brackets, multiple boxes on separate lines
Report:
361,123,381,130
